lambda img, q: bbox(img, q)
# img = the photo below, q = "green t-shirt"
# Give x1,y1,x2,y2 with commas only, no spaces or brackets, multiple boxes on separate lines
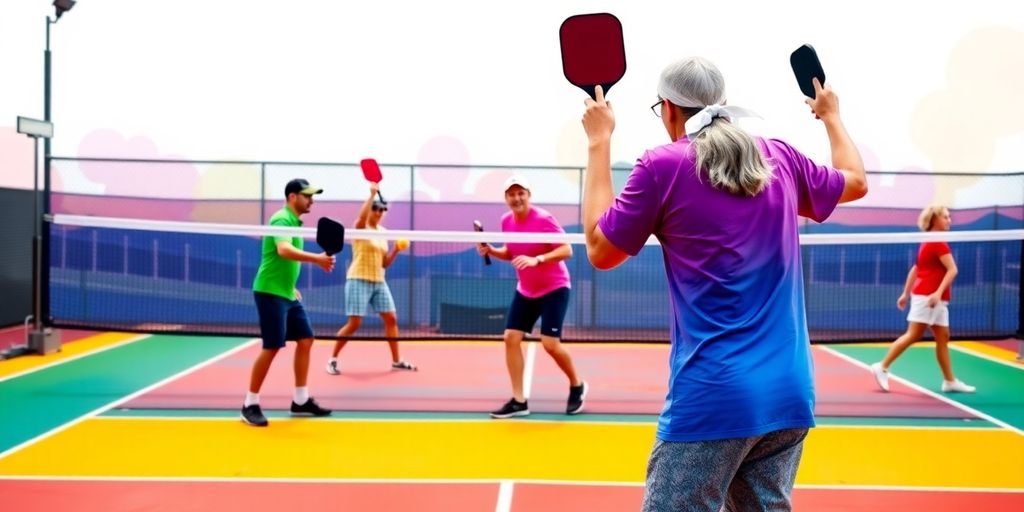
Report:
252,207,303,300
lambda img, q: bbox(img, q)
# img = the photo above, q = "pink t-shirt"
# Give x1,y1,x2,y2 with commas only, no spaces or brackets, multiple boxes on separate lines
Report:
501,206,572,298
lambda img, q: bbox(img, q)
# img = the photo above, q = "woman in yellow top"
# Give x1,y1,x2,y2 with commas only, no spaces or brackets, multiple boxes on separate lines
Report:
327,182,416,374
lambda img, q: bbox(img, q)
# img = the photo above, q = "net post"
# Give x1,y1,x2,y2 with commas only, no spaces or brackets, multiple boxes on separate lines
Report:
259,163,266,224
408,164,416,329
1017,237,1023,361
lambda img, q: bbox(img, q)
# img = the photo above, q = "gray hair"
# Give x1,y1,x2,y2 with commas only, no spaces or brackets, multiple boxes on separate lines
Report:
659,57,773,197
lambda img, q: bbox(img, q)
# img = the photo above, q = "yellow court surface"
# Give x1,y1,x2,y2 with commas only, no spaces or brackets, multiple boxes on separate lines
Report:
1,417,1021,490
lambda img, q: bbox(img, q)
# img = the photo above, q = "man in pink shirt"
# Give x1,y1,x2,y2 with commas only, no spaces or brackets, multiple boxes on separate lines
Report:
478,175,587,418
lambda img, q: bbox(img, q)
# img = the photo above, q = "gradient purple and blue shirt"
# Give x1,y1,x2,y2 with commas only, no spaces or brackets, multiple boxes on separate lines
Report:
598,137,845,442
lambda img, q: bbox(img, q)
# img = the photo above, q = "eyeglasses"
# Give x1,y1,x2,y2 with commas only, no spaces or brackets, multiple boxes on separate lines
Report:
650,98,664,118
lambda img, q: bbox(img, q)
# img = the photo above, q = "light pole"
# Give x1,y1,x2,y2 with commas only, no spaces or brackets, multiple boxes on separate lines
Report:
38,0,76,353
5,1,78,359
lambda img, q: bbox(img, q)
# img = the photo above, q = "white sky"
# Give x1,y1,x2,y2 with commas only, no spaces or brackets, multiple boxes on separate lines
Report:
1,1,1022,205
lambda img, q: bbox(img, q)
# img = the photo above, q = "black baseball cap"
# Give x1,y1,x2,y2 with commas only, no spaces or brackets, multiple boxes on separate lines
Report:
284,178,323,197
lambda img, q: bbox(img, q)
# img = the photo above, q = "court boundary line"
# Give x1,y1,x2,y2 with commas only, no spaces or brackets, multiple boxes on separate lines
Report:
495,480,514,512
87,414,1010,431
523,342,537,400
819,346,1023,436
812,423,1003,432
0,338,258,461
950,343,1024,370
0,475,1021,494
0,334,151,384
89,415,658,427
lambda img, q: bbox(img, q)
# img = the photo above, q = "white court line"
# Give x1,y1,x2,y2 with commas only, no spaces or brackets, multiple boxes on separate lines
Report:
0,475,1020,495
0,334,151,384
91,415,659,427
819,346,1023,436
90,414,1007,431
950,343,1024,370
818,423,1002,432
523,342,537,400
495,480,514,512
0,338,258,461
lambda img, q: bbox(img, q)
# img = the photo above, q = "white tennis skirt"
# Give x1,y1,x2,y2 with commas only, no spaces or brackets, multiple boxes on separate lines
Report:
907,294,949,327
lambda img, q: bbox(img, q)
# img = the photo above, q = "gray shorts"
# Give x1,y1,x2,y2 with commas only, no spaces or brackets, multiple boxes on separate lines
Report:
642,428,808,512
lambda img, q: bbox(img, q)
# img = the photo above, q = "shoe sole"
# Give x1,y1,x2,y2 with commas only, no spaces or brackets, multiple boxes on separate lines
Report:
290,411,333,417
567,381,589,415
240,414,268,427
490,410,530,419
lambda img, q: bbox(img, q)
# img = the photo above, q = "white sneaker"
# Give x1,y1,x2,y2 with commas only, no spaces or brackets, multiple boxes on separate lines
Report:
941,379,976,393
391,360,417,371
870,362,890,392
326,359,340,375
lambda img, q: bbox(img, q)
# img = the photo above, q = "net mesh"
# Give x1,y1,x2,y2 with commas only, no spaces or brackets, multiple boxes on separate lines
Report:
48,215,1023,343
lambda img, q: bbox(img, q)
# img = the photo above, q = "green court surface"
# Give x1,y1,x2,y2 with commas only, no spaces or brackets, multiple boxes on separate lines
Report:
830,344,1024,431
0,335,251,453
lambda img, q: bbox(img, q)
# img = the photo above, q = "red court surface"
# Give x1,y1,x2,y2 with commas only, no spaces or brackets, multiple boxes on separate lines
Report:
985,339,1022,353
2,480,1020,512
121,342,970,418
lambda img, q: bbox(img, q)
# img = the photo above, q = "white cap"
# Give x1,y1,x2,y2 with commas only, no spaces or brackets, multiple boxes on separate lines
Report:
503,175,531,192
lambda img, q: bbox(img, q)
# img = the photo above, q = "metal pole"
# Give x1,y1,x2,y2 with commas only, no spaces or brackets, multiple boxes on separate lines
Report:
407,165,415,329
1017,238,1024,352
32,137,42,334
41,16,53,329
259,163,266,223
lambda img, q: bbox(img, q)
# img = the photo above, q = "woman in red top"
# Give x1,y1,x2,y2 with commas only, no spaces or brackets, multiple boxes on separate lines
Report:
870,206,975,393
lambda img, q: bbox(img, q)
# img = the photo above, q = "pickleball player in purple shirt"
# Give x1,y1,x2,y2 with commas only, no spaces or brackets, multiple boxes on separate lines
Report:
580,57,868,511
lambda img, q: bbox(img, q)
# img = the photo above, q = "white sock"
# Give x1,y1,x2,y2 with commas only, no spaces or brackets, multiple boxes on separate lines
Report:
244,392,259,407
294,386,309,404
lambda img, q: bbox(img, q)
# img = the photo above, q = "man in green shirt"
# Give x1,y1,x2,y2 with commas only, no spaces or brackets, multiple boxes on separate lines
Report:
242,178,337,427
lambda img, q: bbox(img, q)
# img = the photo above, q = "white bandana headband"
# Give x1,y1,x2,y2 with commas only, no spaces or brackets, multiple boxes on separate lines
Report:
682,104,760,137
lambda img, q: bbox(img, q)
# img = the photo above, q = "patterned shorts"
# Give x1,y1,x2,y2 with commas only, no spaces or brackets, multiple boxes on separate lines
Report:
345,279,396,317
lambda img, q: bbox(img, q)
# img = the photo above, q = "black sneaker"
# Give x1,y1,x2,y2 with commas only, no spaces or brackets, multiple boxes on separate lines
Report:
241,404,268,427
490,398,529,419
567,381,588,415
291,397,332,417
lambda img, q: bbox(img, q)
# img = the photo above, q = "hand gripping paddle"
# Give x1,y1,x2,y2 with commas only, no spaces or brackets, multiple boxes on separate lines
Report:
473,220,492,266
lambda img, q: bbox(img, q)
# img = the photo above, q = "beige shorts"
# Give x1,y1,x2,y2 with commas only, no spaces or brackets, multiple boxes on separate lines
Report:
906,294,949,327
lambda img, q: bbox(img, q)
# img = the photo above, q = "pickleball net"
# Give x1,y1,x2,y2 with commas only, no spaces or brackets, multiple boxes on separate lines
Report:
47,214,1023,343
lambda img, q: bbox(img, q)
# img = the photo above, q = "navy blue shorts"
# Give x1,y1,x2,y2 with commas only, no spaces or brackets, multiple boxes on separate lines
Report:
253,291,314,349
505,287,570,338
